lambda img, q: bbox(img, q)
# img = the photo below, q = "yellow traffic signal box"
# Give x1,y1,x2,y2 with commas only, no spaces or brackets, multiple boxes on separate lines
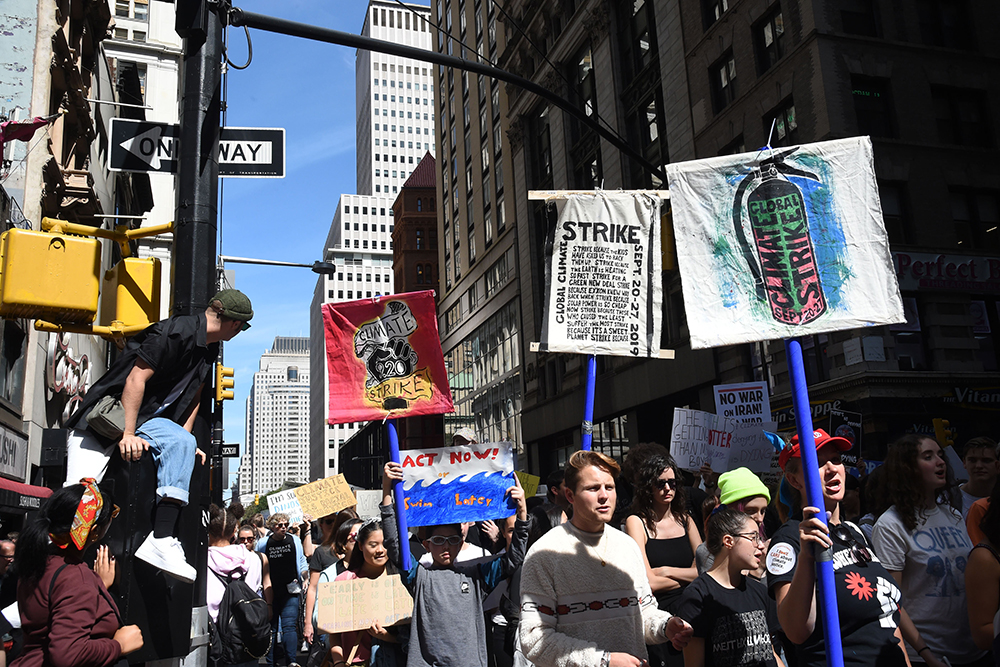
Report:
215,364,235,402
0,229,101,323
100,257,162,329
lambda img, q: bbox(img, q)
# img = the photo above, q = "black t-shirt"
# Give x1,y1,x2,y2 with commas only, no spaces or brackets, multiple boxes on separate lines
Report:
308,544,339,573
675,573,777,667
265,533,300,596
766,520,905,667
65,313,216,439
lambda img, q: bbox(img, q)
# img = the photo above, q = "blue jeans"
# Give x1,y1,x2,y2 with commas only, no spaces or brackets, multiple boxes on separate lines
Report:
269,595,299,666
136,418,196,505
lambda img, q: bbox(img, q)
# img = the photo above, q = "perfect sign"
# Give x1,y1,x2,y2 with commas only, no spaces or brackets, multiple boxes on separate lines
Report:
109,119,285,177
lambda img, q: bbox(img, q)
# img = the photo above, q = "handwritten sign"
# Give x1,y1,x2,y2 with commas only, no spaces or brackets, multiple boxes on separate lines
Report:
315,575,412,633
669,408,776,474
265,474,356,525
828,409,862,466
515,471,541,498
355,490,383,519
714,381,771,423
401,442,515,526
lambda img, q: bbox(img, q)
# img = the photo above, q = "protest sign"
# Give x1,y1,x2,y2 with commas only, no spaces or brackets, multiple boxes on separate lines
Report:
355,489,383,519
515,471,541,498
401,442,515,526
266,490,303,525
315,575,412,634
669,408,776,474
265,475,356,524
828,409,862,466
538,192,663,357
323,290,454,424
667,137,905,349
714,381,771,424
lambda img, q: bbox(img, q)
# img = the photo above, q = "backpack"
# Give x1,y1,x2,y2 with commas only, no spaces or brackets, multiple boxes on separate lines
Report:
208,566,271,664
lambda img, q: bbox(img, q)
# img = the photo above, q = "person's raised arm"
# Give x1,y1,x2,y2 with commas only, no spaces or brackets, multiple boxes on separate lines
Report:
381,461,419,589
119,359,155,463
479,476,529,589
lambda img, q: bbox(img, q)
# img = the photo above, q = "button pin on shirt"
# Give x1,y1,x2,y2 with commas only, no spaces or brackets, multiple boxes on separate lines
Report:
461,581,470,594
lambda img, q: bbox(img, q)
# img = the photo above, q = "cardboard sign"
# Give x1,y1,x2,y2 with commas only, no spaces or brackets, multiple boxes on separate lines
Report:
667,137,905,349
539,192,663,357
315,575,412,634
355,490,383,519
265,475,356,525
669,408,777,474
714,381,771,424
515,471,541,498
828,409,862,466
401,442,516,526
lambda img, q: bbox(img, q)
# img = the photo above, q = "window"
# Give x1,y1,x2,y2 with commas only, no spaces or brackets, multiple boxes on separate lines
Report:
568,46,602,189
710,52,737,113
851,76,893,138
755,8,785,74
891,297,928,370
765,98,797,147
703,0,729,29
416,229,424,249
917,0,972,49
951,190,1000,251
625,92,667,187
718,135,746,156
841,0,880,36
528,107,553,188
878,182,909,245
932,88,991,147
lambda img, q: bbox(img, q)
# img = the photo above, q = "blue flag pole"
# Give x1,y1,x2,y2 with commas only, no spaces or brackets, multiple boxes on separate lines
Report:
784,338,844,667
386,419,411,570
581,354,597,451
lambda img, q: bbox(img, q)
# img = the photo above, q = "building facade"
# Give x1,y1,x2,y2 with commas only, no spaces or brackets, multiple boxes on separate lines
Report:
241,337,311,497
432,0,522,449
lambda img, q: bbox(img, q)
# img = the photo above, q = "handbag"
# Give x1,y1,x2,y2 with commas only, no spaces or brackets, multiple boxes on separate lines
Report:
86,395,126,440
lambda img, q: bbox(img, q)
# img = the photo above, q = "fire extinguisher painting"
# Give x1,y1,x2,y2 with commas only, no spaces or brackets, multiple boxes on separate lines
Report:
732,150,826,325
667,136,906,349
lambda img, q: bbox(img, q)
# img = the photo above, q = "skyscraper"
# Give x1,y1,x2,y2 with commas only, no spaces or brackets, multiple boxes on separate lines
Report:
240,337,310,497
310,1,437,482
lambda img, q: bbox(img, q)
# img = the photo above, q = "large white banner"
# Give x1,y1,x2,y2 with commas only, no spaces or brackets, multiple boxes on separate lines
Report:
667,137,904,349
540,192,663,357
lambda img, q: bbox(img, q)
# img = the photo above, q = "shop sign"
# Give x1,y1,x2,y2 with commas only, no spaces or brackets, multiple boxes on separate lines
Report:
18,495,40,509
0,423,29,481
893,252,1000,293
45,333,91,423
943,386,1000,410
771,399,845,430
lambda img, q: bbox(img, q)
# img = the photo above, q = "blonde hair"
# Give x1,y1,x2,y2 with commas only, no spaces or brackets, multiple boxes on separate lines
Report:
565,450,621,492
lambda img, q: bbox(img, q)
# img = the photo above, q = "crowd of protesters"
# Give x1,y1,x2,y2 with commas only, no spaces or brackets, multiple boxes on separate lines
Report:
2,428,999,667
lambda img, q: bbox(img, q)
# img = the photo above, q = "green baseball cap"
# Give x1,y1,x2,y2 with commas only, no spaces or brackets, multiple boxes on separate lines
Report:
211,289,253,330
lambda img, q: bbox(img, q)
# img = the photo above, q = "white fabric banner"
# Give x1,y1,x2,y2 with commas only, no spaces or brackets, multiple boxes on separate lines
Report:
540,192,663,357
667,136,904,349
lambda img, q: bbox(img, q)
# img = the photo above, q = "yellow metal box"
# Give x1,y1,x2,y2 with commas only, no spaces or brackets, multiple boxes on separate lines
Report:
100,256,161,328
0,229,101,323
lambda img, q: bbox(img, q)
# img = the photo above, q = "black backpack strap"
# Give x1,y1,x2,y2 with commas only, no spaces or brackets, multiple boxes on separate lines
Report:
209,565,246,585
48,563,70,602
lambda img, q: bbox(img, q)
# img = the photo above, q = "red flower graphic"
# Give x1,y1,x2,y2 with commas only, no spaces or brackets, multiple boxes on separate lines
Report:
845,571,874,601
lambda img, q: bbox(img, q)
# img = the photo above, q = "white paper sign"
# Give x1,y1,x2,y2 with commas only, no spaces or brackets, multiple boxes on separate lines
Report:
669,408,776,474
355,490,382,519
714,381,771,423
539,192,663,357
667,137,904,349
266,489,303,525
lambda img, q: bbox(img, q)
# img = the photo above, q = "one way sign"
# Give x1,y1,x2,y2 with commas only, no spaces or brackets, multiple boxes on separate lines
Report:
109,119,285,178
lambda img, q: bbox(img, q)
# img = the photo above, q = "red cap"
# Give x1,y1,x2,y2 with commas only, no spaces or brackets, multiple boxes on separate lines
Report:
778,428,853,470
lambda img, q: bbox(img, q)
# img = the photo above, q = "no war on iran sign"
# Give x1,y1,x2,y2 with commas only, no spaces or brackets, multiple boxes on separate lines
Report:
401,442,516,526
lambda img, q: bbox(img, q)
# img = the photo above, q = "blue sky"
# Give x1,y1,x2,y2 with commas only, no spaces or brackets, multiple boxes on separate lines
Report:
217,0,382,484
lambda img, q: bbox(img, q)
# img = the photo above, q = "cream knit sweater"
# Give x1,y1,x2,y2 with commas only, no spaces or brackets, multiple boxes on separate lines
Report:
519,521,673,667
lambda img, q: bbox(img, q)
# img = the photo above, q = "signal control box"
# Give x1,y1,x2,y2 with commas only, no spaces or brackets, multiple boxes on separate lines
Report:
100,256,162,329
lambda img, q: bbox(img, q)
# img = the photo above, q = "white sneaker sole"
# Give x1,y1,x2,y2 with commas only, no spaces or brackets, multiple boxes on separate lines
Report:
134,536,197,584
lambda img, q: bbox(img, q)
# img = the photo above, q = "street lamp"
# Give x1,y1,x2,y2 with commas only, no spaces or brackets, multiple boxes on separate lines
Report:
219,254,337,275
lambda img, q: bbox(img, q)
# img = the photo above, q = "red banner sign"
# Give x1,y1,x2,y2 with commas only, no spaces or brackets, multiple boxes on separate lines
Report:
323,290,454,423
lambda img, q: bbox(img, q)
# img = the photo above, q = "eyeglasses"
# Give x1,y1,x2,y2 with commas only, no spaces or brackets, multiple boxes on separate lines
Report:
734,532,763,546
426,535,463,546
110,504,120,519
347,532,358,543
832,524,872,565
654,478,678,490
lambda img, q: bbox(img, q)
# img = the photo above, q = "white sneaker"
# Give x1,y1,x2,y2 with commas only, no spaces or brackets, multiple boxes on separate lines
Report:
135,533,197,583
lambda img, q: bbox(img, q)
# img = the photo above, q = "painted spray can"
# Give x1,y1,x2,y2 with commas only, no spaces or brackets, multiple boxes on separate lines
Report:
746,164,826,325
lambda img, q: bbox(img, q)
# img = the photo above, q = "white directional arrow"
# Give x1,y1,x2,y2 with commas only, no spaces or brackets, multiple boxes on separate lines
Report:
119,124,177,170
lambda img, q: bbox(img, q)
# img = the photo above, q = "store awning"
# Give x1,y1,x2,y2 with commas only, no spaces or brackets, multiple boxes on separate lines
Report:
0,476,53,511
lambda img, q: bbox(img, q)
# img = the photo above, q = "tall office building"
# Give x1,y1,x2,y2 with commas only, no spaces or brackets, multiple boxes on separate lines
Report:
310,1,436,482
357,1,435,196
242,337,310,496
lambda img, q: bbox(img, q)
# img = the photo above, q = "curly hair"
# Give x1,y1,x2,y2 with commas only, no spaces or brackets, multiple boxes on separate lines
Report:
884,434,961,532
631,453,688,533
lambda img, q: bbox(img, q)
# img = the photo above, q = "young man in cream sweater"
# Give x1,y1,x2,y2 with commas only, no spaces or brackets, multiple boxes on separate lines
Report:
519,450,693,667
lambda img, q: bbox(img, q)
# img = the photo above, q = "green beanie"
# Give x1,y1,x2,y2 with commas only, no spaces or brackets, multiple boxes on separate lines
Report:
718,467,770,506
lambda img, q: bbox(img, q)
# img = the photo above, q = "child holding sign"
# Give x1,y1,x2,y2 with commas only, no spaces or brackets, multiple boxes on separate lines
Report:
380,461,529,667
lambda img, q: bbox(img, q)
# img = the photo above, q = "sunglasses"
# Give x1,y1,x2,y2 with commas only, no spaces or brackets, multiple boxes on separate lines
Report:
273,523,288,529
654,478,679,490
832,524,872,565
237,535,256,544
347,532,359,543
426,535,463,546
